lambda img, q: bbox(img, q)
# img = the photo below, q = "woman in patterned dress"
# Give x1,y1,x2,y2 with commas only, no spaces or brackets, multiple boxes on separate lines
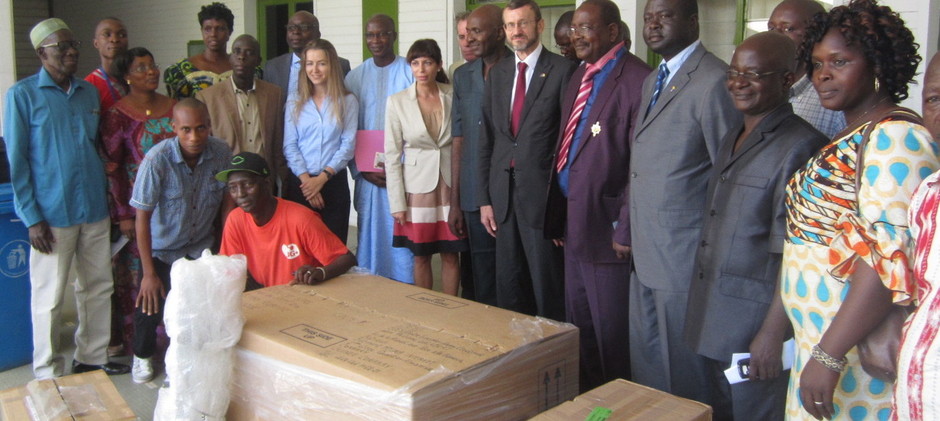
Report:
781,1,938,419
893,52,940,420
163,2,234,99
100,47,176,357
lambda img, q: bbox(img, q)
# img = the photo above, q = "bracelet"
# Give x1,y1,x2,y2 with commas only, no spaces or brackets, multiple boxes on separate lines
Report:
811,344,847,373
315,266,327,282
324,169,334,179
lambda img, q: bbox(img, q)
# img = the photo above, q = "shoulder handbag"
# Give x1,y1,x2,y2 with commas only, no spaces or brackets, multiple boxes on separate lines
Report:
853,107,920,383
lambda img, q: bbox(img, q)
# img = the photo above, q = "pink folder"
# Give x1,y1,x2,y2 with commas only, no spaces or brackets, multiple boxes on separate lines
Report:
354,130,386,173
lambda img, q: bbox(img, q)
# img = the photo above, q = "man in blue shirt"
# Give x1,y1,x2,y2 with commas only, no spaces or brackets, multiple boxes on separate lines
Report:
3,18,129,379
129,98,231,384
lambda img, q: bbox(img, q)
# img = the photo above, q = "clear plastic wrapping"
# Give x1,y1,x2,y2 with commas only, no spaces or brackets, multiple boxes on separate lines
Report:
228,276,579,420
154,250,246,420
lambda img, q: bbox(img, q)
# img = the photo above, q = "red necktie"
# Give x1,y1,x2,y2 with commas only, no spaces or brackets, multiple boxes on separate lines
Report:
511,62,528,137
555,63,601,172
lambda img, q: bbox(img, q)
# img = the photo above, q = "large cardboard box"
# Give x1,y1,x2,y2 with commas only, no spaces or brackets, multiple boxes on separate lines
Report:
228,273,579,420
0,370,136,421
530,379,712,421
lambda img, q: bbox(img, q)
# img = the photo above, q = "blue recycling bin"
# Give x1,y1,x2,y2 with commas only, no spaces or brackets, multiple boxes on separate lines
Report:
0,183,33,370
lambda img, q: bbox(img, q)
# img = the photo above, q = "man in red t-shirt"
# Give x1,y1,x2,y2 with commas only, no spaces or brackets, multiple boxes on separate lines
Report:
217,152,356,288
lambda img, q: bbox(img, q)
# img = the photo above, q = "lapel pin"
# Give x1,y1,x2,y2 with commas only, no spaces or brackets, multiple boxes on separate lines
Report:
540,73,547,78
591,121,602,137
669,86,676,91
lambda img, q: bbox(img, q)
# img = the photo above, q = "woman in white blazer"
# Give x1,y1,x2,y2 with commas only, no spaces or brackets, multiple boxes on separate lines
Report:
385,39,467,295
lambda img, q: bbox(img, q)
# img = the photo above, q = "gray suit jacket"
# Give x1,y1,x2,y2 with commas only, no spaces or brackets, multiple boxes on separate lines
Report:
262,52,351,101
629,43,742,291
683,104,826,362
478,48,576,227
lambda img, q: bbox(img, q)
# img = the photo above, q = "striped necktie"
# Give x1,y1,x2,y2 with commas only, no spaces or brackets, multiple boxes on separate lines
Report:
554,63,602,173
646,62,669,117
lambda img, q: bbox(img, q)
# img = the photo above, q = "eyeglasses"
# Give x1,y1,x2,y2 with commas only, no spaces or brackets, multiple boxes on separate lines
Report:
504,20,534,30
767,24,799,34
131,64,160,74
725,69,786,81
568,25,597,36
39,40,81,52
286,24,317,32
365,31,395,40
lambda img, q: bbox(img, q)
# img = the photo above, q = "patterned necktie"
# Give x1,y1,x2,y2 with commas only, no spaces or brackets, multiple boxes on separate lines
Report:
554,63,602,173
511,62,528,137
646,62,669,117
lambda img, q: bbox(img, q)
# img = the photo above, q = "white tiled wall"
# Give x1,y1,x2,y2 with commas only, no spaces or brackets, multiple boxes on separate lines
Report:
314,0,364,67
1,0,15,131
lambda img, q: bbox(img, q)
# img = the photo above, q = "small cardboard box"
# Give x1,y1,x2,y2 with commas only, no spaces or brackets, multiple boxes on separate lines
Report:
0,370,137,421
228,273,579,420
530,379,712,421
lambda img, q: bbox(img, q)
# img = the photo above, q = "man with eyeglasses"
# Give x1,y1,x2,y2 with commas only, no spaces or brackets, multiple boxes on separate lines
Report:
478,0,575,321
544,0,651,391
85,17,128,113
627,0,741,402
263,11,351,103
553,11,578,62
344,14,415,284
768,0,845,138
3,18,130,379
218,152,355,289
683,32,826,420
197,34,287,196
449,4,509,305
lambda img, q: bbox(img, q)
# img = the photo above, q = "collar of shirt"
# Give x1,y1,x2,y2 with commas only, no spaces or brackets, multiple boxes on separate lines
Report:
585,41,625,76
38,67,77,94
292,52,301,67
660,39,701,86
515,43,543,71
790,74,812,99
231,76,257,94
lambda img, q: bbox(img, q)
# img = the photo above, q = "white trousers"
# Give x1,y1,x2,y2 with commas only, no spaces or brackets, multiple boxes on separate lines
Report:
30,217,112,379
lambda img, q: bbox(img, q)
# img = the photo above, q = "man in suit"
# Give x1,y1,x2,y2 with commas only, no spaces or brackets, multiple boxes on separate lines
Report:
262,11,350,102
449,4,509,305
627,0,741,401
478,0,576,320
683,32,827,421
545,0,651,391
197,35,286,193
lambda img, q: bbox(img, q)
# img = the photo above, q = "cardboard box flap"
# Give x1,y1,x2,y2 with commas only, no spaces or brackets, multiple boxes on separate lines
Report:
531,379,712,421
0,371,136,421
238,274,575,392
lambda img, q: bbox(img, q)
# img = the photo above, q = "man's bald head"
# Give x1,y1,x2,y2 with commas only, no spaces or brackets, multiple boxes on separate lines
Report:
738,31,796,73
769,0,824,45
368,13,395,31
469,4,503,27
174,97,209,121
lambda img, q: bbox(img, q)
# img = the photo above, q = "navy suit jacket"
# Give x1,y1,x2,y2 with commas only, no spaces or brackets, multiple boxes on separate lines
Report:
478,48,576,228
683,104,826,361
544,47,651,262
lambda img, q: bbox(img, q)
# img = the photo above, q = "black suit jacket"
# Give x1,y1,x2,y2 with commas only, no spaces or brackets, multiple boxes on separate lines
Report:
683,104,827,362
478,48,576,228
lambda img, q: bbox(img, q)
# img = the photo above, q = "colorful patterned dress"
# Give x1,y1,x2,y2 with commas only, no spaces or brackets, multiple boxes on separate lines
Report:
782,117,939,420
100,100,176,356
893,170,940,420
163,58,232,99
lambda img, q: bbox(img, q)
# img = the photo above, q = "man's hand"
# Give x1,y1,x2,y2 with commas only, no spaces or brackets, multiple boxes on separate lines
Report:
552,238,565,247
392,211,407,225
135,272,166,316
480,205,497,237
290,264,324,285
448,206,465,237
748,327,784,381
612,241,631,260
28,221,55,254
362,172,387,188
119,218,136,241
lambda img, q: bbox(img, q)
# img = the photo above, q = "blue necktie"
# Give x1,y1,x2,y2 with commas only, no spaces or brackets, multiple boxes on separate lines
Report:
646,63,669,117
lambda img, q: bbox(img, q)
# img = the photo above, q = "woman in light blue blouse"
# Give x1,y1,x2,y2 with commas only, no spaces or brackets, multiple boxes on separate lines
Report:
283,39,358,244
